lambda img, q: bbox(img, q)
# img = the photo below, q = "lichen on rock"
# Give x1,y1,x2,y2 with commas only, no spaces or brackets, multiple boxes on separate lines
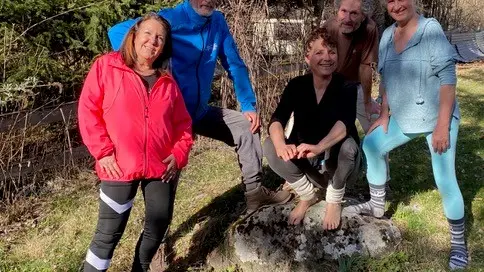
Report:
208,200,401,272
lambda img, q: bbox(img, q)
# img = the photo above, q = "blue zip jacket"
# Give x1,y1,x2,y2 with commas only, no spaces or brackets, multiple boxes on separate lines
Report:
108,0,256,122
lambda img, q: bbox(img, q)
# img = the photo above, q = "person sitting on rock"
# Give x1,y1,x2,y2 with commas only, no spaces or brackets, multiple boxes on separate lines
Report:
263,27,361,229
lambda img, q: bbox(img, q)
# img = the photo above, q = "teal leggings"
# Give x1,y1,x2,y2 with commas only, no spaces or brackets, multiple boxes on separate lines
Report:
362,116,464,220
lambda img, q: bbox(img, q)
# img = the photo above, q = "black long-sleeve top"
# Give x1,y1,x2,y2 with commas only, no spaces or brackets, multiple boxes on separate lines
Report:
269,73,359,146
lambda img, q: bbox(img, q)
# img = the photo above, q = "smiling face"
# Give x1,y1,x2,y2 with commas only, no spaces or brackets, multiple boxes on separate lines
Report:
337,0,365,34
305,38,338,77
190,0,217,17
387,0,417,24
133,18,167,64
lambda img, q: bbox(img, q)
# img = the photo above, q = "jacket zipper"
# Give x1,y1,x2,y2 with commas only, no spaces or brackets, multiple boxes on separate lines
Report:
117,66,165,178
137,75,153,177
195,19,210,119
143,76,165,176
144,102,148,176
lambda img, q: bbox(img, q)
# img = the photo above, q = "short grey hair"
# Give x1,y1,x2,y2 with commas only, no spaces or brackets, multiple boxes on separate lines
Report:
334,0,372,16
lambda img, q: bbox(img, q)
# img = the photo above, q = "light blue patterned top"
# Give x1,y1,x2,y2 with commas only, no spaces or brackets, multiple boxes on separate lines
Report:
378,16,460,134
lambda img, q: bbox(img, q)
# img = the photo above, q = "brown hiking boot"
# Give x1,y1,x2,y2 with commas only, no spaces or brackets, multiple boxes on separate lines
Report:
245,185,293,213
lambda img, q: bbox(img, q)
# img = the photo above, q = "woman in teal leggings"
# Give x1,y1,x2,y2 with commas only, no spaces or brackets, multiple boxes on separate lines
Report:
349,0,468,270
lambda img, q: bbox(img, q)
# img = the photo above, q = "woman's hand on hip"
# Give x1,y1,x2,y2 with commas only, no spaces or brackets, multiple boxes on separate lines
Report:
98,155,123,179
162,154,178,181
432,123,450,155
368,113,390,134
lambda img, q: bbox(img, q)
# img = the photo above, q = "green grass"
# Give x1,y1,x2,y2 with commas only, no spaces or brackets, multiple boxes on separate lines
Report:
0,66,483,271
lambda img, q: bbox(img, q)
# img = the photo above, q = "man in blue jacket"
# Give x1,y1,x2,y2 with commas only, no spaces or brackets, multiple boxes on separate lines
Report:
108,0,291,213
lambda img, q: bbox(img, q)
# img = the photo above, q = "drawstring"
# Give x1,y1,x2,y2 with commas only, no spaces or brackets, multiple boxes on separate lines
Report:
416,94,424,104
416,55,425,105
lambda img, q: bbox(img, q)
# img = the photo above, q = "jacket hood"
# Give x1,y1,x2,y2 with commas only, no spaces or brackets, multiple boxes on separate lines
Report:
392,15,435,49
105,52,129,70
104,52,174,80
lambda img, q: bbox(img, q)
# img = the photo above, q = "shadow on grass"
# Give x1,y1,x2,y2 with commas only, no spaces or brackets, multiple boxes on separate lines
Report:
384,122,483,215
162,166,287,272
376,92,484,265
164,184,244,271
332,85,483,269
385,89,483,211
455,89,484,123
159,88,482,271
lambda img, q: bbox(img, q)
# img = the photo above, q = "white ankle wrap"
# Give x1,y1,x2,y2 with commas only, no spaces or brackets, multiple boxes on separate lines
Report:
289,175,315,201
325,183,345,204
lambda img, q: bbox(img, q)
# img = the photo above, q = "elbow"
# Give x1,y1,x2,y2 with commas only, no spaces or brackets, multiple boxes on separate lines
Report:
268,121,277,134
268,120,284,135
435,62,457,85
338,121,348,139
340,130,347,142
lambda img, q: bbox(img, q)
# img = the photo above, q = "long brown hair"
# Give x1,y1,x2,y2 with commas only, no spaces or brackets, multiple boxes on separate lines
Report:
119,12,172,70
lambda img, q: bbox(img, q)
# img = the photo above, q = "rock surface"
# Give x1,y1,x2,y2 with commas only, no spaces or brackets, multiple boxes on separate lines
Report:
208,200,401,272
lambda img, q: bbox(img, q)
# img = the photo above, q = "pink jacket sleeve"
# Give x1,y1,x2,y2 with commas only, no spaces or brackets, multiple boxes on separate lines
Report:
170,82,193,169
78,57,115,160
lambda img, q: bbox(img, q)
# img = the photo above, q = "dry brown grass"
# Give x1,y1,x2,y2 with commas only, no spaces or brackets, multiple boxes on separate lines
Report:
0,104,86,205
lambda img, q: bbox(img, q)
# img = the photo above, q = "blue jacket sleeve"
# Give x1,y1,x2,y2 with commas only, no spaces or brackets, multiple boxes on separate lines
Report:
217,17,256,113
108,19,138,51
425,20,457,86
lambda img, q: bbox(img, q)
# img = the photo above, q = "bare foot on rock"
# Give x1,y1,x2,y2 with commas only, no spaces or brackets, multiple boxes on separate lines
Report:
288,197,317,225
322,202,342,230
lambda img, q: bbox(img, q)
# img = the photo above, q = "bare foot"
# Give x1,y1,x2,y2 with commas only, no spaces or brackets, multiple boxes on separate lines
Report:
288,197,317,225
322,203,342,230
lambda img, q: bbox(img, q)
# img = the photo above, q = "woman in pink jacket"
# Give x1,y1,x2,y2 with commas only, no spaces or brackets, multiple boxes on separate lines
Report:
78,13,193,272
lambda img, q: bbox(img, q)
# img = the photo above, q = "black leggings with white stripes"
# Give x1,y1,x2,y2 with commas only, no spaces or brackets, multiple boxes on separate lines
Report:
83,178,177,272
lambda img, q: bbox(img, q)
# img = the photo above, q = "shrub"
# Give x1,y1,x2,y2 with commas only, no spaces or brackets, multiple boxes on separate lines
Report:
0,0,181,111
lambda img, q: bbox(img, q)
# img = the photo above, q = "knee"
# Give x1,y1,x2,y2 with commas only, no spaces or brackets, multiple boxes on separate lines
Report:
263,138,275,157
265,138,284,168
148,205,172,226
93,226,124,247
339,138,358,160
362,133,379,156
234,119,261,150
235,116,253,137
144,209,171,240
